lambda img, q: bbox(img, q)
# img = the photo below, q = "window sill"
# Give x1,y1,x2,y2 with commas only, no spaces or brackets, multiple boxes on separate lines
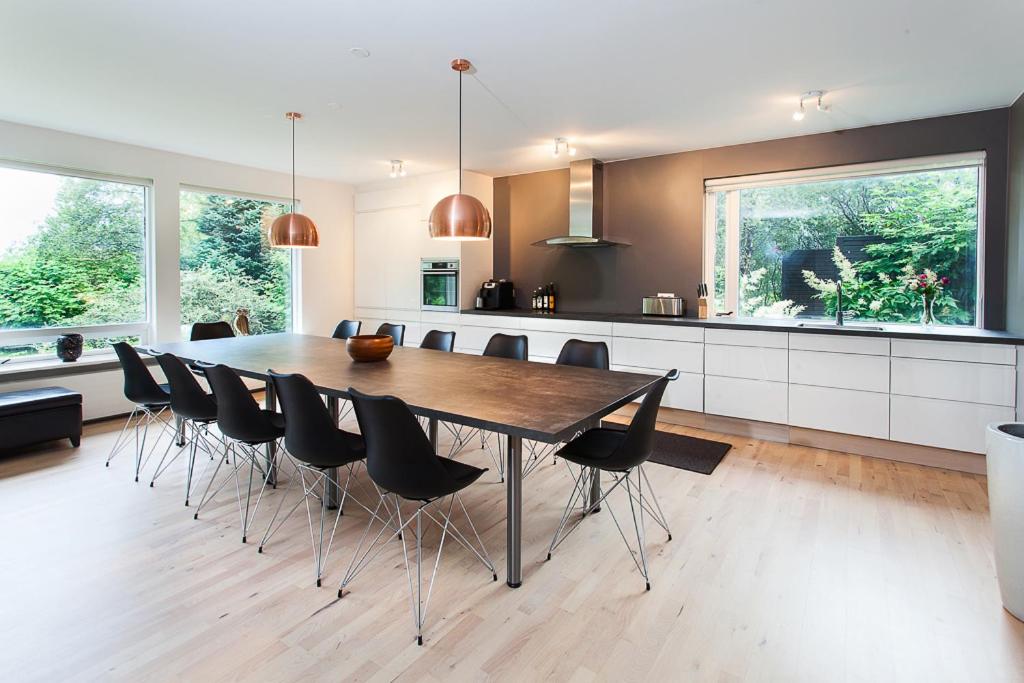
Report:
0,353,151,383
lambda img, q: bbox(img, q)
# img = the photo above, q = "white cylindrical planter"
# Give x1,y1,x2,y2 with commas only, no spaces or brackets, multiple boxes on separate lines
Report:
986,422,1024,621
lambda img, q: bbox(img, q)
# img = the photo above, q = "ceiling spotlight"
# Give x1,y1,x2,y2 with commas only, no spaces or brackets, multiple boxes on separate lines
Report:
389,160,406,178
349,47,371,58
553,137,577,157
793,90,828,122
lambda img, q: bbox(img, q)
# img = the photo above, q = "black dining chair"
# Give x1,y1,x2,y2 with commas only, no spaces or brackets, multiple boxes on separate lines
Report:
154,353,222,505
376,322,406,346
523,339,612,477
196,363,285,543
190,321,235,341
258,371,368,586
419,329,456,352
545,370,677,591
331,320,362,340
482,333,528,360
338,387,496,646
106,342,175,483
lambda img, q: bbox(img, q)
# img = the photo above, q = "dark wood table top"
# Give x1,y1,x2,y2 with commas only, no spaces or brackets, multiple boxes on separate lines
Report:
148,333,660,442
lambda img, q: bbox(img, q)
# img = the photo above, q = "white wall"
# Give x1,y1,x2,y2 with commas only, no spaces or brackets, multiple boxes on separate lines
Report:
0,119,355,419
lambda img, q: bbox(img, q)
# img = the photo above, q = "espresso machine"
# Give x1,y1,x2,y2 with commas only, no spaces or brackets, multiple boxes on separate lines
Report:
476,279,516,310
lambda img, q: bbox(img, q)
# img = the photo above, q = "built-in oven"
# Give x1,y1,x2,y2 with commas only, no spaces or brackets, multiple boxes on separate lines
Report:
420,258,460,312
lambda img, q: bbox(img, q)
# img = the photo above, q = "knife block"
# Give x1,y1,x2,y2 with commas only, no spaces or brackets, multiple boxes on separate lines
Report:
697,298,709,319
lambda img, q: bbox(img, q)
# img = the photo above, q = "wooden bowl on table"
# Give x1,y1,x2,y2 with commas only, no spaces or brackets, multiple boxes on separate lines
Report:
346,334,394,362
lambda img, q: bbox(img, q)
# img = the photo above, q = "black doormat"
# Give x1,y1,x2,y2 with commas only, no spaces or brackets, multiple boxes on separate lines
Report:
601,422,732,475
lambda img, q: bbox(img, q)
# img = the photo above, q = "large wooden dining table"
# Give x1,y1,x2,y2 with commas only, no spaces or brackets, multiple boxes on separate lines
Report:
148,333,660,587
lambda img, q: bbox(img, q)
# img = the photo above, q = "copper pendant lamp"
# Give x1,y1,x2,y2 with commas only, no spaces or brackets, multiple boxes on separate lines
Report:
428,59,492,241
269,112,320,248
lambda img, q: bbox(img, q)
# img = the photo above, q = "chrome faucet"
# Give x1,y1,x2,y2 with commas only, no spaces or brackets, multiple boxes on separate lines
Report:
836,281,844,326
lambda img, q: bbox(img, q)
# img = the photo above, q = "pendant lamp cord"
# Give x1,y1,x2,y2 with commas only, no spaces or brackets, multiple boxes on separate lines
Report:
291,115,297,212
458,69,463,194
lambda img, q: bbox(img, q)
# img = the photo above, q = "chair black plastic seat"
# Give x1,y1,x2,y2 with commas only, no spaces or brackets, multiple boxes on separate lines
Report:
483,333,528,361
269,371,365,469
555,428,629,469
156,353,217,422
203,364,284,445
113,342,171,407
420,330,456,352
377,323,406,346
190,321,235,341
332,320,362,340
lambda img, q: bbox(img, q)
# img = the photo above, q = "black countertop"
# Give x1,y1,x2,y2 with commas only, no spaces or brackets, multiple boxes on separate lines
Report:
461,308,1024,345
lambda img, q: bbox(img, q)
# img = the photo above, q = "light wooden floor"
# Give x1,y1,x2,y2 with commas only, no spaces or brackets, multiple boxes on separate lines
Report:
2,413,1023,682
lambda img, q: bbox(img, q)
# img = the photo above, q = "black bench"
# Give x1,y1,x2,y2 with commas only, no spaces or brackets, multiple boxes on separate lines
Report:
0,387,83,450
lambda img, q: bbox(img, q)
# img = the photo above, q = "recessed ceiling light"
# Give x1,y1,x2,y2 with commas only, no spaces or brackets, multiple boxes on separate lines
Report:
327,102,341,111
349,47,370,58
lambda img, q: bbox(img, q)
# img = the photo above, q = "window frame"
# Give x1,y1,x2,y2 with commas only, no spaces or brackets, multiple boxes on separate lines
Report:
702,152,987,327
0,159,154,363
178,184,300,335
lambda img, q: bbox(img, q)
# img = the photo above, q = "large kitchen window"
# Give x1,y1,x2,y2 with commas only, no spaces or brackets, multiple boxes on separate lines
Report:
704,153,984,326
179,188,295,336
0,163,150,362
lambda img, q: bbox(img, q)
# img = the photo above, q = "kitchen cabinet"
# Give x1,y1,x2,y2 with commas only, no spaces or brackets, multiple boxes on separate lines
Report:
705,344,787,382
890,394,1014,453
612,364,703,412
890,338,1015,365
890,357,1015,406
789,384,889,439
788,350,889,393
612,336,703,374
704,375,788,423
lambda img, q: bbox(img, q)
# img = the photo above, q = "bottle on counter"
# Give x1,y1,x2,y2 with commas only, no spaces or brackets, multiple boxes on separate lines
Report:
548,282,556,312
541,284,549,311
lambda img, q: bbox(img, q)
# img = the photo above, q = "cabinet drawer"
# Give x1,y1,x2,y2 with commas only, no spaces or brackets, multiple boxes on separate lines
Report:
611,337,703,374
705,345,787,382
519,316,613,336
789,350,889,392
420,311,461,325
526,331,610,360
612,365,703,412
455,326,520,352
460,314,522,329
789,385,889,439
704,375,787,424
890,394,1014,454
890,339,1015,365
891,357,1015,407
704,328,788,348
788,334,890,356
611,323,703,343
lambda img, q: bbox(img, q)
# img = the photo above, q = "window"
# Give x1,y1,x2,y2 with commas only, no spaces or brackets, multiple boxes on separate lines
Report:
704,153,984,326
0,163,150,362
179,188,294,336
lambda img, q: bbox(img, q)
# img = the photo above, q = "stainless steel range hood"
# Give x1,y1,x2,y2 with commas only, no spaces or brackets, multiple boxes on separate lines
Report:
532,158,630,248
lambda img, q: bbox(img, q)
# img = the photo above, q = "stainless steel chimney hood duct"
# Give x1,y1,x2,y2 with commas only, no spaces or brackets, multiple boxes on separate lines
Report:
532,158,630,247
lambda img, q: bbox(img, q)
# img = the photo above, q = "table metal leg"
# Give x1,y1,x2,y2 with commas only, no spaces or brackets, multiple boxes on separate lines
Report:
264,379,278,487
325,396,341,510
506,434,522,588
427,417,438,452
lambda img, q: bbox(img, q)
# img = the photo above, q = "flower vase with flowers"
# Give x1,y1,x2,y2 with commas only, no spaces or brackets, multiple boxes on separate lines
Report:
904,267,949,326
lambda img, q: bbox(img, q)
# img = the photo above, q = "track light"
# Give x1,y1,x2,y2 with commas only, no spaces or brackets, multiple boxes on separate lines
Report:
389,160,406,178
793,90,829,122
552,137,576,157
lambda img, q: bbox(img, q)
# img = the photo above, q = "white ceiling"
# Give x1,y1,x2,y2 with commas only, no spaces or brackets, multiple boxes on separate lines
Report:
2,0,1022,185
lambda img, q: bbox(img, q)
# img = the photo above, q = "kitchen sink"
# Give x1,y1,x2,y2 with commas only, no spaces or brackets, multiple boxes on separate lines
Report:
796,322,886,331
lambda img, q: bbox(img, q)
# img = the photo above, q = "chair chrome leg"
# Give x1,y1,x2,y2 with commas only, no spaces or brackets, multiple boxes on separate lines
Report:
106,407,141,467
625,469,651,590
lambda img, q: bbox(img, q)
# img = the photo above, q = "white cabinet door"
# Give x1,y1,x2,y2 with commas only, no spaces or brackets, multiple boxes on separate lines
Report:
789,350,889,393
527,331,611,360
353,212,388,308
890,394,1014,454
704,328,788,348
789,384,889,439
704,375,787,424
788,333,890,356
612,323,703,343
705,345,788,382
611,337,703,374
612,365,703,412
891,357,1016,407
891,339,1016,365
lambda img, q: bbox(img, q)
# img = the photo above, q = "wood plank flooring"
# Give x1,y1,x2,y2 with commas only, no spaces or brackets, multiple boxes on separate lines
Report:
1,414,1023,682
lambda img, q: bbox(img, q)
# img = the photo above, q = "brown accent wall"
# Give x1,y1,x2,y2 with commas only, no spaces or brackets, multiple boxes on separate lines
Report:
493,109,1011,328
1008,94,1024,333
